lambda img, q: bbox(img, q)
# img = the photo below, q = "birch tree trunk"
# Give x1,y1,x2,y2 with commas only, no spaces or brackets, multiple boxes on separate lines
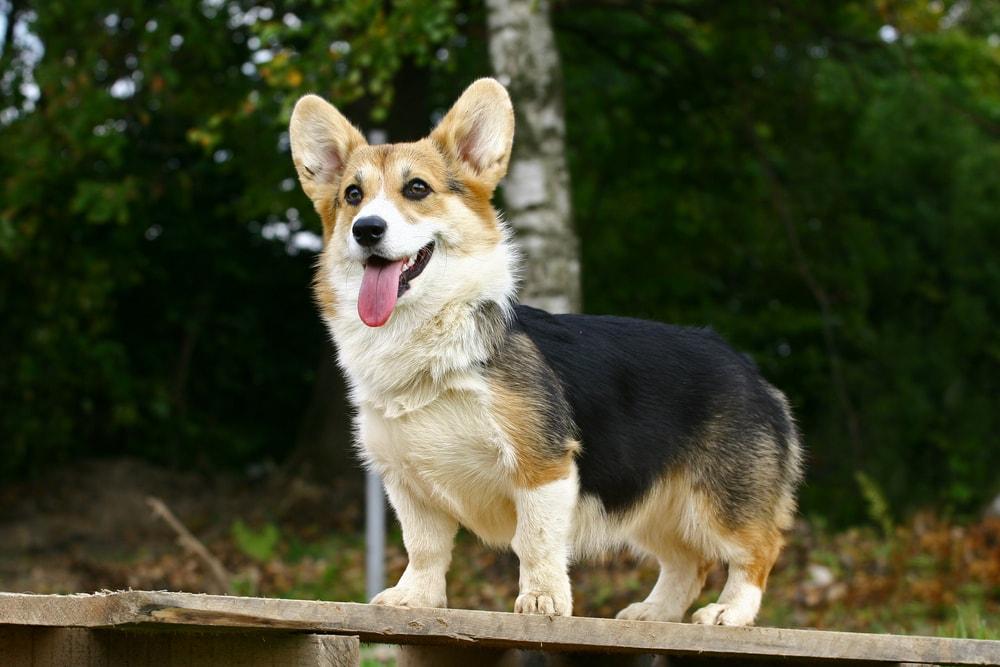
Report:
486,0,581,313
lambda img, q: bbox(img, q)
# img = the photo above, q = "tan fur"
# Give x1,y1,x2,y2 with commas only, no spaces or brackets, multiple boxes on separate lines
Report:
589,466,787,617
485,331,579,489
453,176,503,234
312,249,338,320
605,469,788,624
697,558,715,584
490,377,578,488
733,529,783,590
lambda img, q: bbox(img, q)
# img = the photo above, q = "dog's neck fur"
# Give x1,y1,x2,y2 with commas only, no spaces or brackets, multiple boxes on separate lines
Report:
325,234,517,418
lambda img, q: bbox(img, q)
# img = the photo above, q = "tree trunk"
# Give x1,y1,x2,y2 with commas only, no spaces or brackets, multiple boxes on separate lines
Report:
485,0,581,313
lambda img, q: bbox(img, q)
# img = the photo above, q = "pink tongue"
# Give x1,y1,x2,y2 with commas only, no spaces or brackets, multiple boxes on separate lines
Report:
358,260,405,327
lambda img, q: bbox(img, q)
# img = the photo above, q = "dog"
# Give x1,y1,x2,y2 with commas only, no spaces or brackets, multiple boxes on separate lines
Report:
288,78,803,626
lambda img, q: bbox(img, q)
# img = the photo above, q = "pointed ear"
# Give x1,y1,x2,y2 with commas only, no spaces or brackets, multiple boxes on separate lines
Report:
430,78,514,190
289,94,367,204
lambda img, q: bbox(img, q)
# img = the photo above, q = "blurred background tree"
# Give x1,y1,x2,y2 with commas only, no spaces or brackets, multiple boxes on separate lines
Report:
487,0,580,313
0,0,997,526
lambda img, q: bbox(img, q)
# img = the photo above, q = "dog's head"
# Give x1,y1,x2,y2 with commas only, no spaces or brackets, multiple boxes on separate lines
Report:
289,79,515,329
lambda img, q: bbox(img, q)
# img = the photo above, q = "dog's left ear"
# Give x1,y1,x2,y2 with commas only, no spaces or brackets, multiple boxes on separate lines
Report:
430,78,514,191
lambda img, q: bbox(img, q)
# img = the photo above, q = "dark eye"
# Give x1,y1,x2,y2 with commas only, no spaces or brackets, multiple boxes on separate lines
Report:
403,178,431,200
344,184,363,206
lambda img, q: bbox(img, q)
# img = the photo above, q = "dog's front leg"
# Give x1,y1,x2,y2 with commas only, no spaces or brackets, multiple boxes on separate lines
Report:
512,475,577,616
371,477,458,609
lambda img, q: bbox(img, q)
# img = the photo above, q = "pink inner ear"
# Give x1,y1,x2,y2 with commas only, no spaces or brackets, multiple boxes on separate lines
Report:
322,143,344,180
458,122,486,174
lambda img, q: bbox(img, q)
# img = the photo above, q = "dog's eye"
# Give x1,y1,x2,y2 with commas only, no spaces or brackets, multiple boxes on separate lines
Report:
344,185,363,206
403,178,431,201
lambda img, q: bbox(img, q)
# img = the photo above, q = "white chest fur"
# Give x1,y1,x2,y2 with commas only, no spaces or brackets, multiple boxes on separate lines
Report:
356,385,519,546
323,248,526,544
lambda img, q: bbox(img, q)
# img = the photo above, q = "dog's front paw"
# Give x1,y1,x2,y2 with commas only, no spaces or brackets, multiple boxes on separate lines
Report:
370,586,446,609
514,588,572,616
691,602,755,627
615,601,682,623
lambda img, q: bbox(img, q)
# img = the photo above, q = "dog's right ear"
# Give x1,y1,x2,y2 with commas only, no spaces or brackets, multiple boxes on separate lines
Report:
289,95,367,205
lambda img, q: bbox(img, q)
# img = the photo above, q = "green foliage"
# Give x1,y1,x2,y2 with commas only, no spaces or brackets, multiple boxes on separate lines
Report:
0,1,996,523
855,471,894,537
231,520,280,562
243,0,458,122
0,0,456,476
952,602,1000,640
555,0,1000,522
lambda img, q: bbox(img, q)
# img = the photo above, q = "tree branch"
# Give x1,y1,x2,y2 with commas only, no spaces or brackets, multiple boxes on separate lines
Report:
147,496,233,595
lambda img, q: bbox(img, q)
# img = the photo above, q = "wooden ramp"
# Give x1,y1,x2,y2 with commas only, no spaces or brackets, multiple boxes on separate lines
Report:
1,591,998,666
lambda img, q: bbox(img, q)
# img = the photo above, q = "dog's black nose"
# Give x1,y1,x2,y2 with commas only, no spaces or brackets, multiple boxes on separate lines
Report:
352,216,387,247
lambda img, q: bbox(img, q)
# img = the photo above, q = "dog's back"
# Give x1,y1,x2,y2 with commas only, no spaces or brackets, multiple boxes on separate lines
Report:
514,304,802,526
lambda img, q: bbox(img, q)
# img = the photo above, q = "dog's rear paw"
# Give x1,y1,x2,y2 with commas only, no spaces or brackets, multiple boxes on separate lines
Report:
515,589,571,616
691,602,755,626
370,586,445,609
615,602,682,622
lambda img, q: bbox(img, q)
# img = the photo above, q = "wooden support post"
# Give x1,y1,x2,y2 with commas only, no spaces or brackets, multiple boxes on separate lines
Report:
0,627,360,667
399,649,656,666
398,645,522,666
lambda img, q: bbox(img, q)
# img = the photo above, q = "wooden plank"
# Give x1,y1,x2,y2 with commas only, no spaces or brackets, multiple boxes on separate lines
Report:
0,591,138,627
1,591,997,665
0,626,359,666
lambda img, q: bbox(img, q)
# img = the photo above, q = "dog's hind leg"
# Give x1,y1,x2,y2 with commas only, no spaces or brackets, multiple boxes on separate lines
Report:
616,543,711,622
691,529,781,626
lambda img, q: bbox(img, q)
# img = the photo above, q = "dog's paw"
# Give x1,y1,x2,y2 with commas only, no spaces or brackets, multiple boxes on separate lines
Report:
691,602,755,627
370,586,445,609
615,602,682,623
514,589,572,616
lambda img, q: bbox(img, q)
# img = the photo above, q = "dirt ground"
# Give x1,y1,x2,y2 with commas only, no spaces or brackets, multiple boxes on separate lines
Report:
0,457,362,594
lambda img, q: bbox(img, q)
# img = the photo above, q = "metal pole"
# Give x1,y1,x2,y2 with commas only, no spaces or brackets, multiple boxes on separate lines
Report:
365,470,386,601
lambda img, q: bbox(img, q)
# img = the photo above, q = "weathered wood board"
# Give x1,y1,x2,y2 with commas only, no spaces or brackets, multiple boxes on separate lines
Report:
0,626,359,667
1,591,998,665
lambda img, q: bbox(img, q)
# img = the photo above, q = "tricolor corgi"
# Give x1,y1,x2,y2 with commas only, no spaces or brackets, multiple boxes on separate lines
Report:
289,78,803,625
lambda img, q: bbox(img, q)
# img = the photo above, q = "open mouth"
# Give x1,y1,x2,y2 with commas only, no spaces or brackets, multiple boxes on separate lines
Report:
367,242,435,297
357,242,435,327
